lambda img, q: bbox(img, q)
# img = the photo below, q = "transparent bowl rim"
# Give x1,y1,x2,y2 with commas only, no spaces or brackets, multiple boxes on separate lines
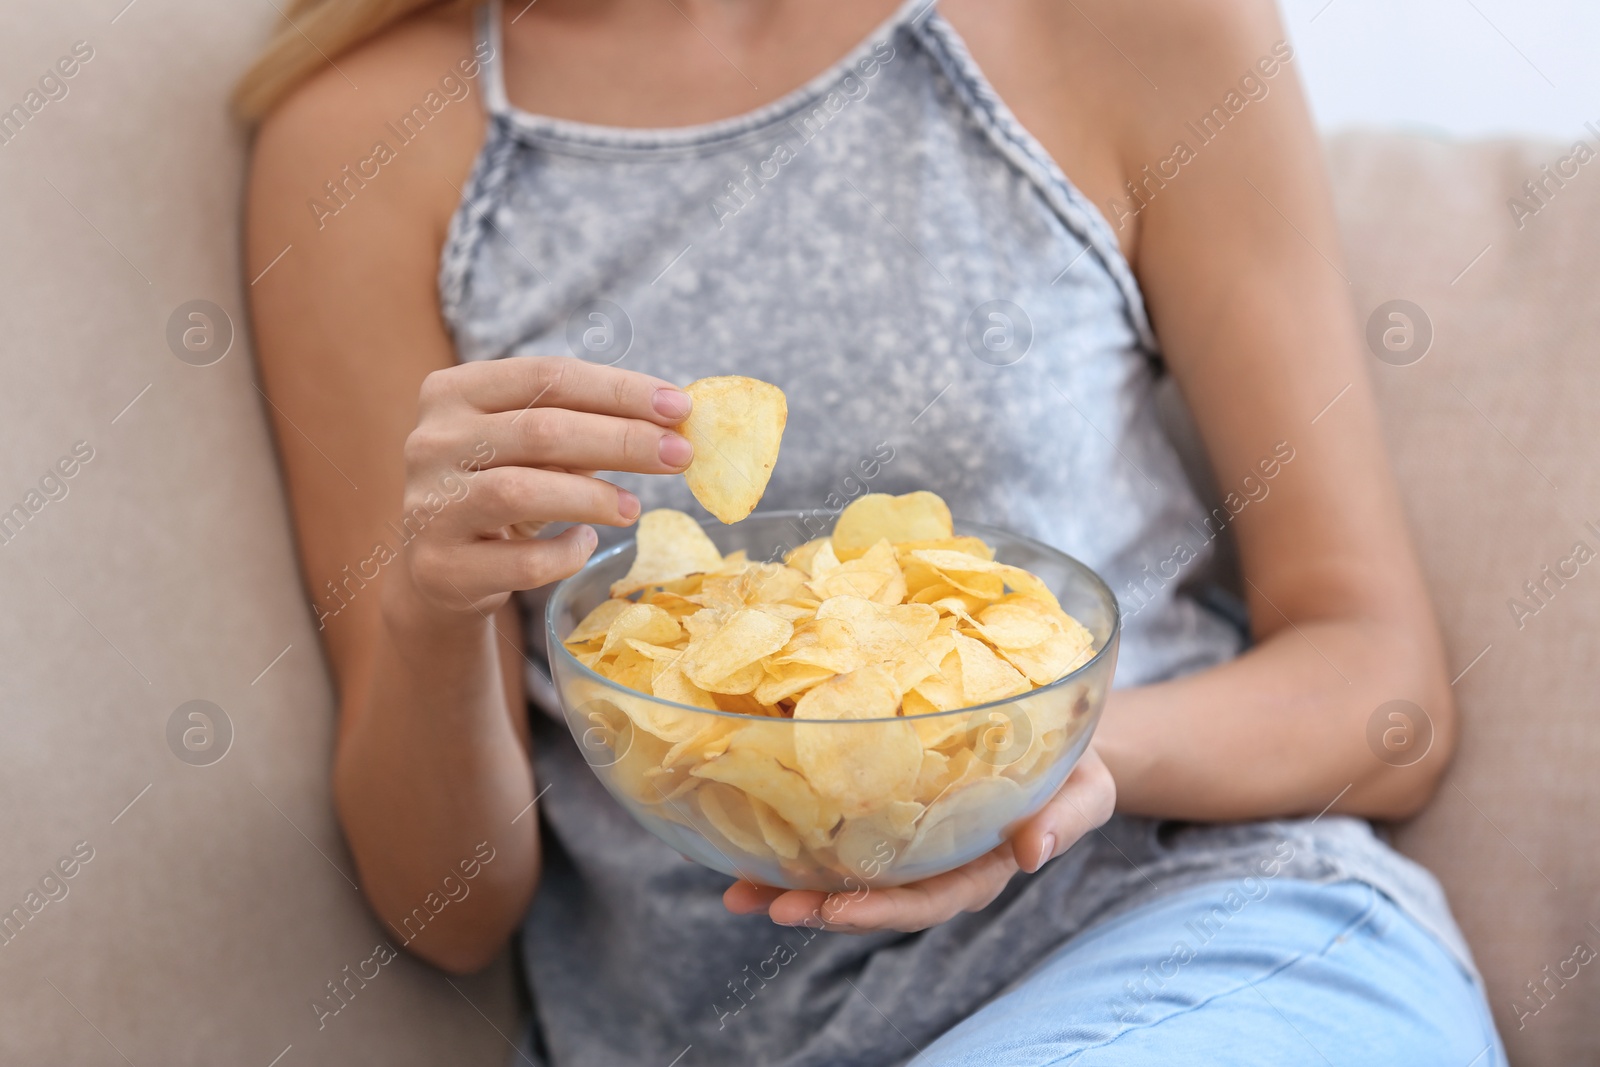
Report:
545,509,1121,726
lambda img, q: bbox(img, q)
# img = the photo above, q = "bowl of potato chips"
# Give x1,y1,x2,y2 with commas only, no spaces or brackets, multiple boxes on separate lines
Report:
546,491,1119,890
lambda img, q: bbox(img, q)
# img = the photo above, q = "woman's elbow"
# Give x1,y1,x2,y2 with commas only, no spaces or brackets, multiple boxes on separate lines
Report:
1349,677,1459,820
406,934,509,977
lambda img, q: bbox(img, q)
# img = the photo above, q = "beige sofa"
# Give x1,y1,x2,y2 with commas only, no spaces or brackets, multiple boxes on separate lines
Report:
2,3,1594,1063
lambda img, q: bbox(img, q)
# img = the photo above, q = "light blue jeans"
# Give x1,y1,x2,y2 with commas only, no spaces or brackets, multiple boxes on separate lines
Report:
913,879,1505,1066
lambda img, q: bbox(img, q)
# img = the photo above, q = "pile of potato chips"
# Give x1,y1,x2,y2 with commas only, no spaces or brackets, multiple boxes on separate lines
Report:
560,491,1101,884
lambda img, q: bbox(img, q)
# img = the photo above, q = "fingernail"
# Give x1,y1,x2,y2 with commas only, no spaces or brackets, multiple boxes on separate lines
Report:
658,433,693,468
1035,833,1057,872
617,489,641,521
653,388,691,420
577,525,598,552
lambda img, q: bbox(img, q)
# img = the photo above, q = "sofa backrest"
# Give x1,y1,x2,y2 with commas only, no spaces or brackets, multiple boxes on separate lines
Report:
1162,130,1600,1064
1321,129,1600,1064
0,4,519,1063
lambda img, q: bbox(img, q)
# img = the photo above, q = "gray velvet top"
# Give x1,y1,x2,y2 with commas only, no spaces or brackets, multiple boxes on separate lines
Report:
438,2,1472,1062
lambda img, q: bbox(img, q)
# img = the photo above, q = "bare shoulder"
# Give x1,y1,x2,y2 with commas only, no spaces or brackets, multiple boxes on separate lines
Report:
942,0,1300,255
248,4,490,256
954,0,1292,93
1073,0,1298,131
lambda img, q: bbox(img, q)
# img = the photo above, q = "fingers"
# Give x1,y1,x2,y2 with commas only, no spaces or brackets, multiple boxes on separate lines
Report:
722,881,786,915
435,356,691,426
1013,747,1117,875
476,406,693,475
395,357,688,615
440,466,641,535
745,846,1019,935
410,525,599,606
810,847,1019,932
719,751,1118,936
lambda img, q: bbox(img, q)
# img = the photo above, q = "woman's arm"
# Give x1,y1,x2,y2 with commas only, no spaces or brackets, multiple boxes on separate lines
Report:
999,0,1455,822
245,15,692,972
245,19,536,974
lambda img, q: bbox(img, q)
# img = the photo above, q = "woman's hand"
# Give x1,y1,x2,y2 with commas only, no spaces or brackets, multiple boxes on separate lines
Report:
389,355,695,622
723,748,1116,934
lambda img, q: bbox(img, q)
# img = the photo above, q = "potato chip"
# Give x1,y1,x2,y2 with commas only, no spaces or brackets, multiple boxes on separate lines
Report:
991,564,1062,610
793,667,922,818
970,600,1056,649
832,492,953,561
813,596,940,665
596,603,682,659
693,746,835,848
695,660,766,696
965,703,1036,772
598,646,655,692
992,614,1097,685
606,723,677,804
783,537,830,575
568,598,634,645
905,548,1003,575
885,633,955,696
922,566,1005,602
641,589,701,617
660,716,740,769
611,510,726,597
911,710,969,752
742,562,811,604
914,749,952,801
623,639,683,662
681,608,793,690
770,617,864,674
907,548,1061,609
951,633,1032,706
698,781,774,858
909,647,965,713
725,721,803,773
681,376,787,524
930,592,992,618
807,540,903,603
997,719,1055,780
712,691,771,716
649,661,719,714
833,801,923,874
754,663,835,705
894,536,995,562
682,606,731,639
690,575,750,615
750,796,802,859
713,549,751,573
651,574,709,597
900,560,949,599
754,602,815,623
902,776,1026,867
808,539,841,579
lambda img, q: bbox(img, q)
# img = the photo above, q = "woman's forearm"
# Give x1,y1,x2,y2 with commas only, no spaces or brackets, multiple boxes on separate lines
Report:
333,579,539,974
1093,614,1455,823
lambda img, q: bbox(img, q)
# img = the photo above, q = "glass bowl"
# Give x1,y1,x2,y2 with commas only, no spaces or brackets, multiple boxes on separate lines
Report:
545,510,1119,890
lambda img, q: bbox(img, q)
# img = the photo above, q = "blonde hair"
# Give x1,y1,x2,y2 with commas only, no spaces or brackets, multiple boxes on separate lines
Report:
232,0,464,122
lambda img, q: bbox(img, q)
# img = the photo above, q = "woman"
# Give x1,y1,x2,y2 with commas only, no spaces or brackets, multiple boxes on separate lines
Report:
238,0,1505,1062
